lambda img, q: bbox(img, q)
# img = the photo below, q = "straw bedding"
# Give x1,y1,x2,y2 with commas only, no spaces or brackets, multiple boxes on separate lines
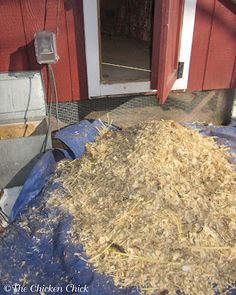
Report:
50,120,236,295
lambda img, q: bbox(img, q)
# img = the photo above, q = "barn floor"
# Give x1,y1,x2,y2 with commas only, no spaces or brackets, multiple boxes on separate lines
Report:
50,89,234,130
101,35,151,82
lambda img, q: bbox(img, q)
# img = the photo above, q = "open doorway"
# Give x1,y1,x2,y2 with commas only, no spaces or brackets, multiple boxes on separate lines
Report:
99,0,154,84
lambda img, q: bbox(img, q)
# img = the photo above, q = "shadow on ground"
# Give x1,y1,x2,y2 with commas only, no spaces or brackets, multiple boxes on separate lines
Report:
50,89,235,128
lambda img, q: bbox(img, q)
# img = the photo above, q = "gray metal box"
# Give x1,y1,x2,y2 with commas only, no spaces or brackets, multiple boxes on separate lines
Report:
0,71,51,188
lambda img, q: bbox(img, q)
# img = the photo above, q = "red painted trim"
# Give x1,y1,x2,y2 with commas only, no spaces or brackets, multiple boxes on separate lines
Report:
64,0,88,100
188,0,216,90
201,0,217,89
151,0,162,89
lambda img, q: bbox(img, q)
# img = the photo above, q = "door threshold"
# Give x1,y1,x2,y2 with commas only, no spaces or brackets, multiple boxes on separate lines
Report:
99,81,156,96
101,79,150,85
90,90,158,100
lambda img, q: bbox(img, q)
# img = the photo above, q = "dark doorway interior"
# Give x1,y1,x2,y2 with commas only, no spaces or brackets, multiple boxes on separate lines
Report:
99,0,154,83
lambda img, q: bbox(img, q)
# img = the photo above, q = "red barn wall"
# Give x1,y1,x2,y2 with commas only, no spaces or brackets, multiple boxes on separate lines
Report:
0,0,235,101
188,0,236,90
0,0,88,102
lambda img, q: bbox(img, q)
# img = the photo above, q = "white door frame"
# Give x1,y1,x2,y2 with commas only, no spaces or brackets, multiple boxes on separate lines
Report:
83,0,197,98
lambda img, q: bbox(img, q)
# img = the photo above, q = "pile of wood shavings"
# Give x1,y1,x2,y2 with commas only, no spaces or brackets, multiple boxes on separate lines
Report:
50,120,236,295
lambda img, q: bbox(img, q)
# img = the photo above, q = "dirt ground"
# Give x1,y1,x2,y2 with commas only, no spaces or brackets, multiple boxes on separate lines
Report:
50,89,235,129
81,89,235,128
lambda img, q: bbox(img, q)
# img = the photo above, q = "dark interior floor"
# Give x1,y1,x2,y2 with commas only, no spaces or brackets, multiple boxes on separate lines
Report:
101,35,151,83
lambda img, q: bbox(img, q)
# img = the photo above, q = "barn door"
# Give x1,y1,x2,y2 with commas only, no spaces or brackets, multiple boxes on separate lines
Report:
151,0,184,103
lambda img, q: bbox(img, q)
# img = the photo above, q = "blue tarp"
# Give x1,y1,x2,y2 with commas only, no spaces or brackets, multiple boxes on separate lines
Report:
0,120,236,295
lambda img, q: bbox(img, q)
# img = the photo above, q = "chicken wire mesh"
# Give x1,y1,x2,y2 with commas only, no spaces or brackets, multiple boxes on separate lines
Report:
48,90,234,128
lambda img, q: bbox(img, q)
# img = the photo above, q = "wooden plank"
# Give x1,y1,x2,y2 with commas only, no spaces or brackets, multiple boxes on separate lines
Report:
64,0,88,100
0,0,29,71
188,0,216,90
203,0,236,89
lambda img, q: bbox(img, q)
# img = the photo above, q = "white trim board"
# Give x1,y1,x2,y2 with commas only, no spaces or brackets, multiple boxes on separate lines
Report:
83,0,197,98
173,0,197,90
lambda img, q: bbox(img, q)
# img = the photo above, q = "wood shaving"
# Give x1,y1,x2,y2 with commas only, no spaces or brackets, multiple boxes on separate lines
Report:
50,120,236,295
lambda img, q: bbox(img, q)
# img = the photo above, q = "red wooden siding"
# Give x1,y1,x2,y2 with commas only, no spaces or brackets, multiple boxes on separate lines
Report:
0,0,30,70
188,0,236,90
0,0,88,102
1,0,235,100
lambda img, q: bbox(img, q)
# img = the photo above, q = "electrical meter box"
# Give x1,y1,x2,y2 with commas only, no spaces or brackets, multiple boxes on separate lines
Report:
34,31,59,64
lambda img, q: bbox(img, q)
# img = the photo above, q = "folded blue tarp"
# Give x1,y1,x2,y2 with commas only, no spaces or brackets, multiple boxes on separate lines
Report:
0,120,236,295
